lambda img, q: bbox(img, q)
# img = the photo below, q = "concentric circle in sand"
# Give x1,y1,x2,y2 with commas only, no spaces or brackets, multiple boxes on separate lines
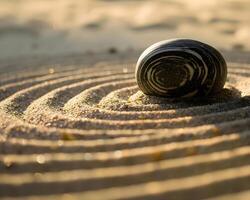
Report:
0,51,249,200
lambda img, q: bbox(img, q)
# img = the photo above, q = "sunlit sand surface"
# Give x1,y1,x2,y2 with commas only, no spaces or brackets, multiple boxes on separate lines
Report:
0,1,250,200
0,0,250,59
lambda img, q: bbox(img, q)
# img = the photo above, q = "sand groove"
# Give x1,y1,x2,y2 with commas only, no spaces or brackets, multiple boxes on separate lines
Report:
0,52,249,199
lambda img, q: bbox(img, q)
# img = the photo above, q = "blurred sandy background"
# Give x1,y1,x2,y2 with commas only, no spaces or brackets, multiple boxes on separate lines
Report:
0,0,249,59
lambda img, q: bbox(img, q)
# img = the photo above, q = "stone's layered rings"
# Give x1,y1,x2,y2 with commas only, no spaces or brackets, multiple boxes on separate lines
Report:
135,39,228,98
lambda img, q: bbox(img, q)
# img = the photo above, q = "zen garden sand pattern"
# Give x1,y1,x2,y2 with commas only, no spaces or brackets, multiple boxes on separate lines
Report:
0,0,250,199
0,49,250,199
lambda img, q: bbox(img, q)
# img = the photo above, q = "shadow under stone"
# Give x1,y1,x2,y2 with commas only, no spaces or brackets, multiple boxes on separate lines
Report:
131,86,245,108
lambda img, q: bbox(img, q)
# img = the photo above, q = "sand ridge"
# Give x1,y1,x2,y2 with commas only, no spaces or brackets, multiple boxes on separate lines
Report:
0,50,250,199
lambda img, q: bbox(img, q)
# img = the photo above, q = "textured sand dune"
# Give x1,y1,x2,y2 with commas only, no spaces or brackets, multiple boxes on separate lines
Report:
0,50,250,200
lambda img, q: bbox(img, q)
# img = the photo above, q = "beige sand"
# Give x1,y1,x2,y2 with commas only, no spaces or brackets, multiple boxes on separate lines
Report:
0,50,249,200
0,0,250,199
0,0,250,59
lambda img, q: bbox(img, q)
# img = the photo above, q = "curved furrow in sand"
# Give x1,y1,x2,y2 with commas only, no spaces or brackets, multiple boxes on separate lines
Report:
23,104,250,130
2,112,250,142
65,75,245,113
1,131,249,175
206,190,250,200
82,84,246,116
0,124,250,154
41,165,250,200
25,78,249,122
1,146,249,184
10,72,244,126
0,68,111,101
0,62,131,87
0,147,249,197
1,166,249,199
0,71,134,117
0,53,250,199
17,70,250,130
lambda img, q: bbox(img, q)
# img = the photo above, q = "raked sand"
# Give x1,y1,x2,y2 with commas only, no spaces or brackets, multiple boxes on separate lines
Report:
0,0,250,199
0,49,250,200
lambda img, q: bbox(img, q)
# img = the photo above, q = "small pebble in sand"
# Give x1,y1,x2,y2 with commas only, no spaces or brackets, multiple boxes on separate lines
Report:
135,39,227,99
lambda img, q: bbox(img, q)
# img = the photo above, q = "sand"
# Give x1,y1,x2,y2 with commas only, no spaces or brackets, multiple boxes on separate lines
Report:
0,49,249,200
0,0,250,59
0,0,250,199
